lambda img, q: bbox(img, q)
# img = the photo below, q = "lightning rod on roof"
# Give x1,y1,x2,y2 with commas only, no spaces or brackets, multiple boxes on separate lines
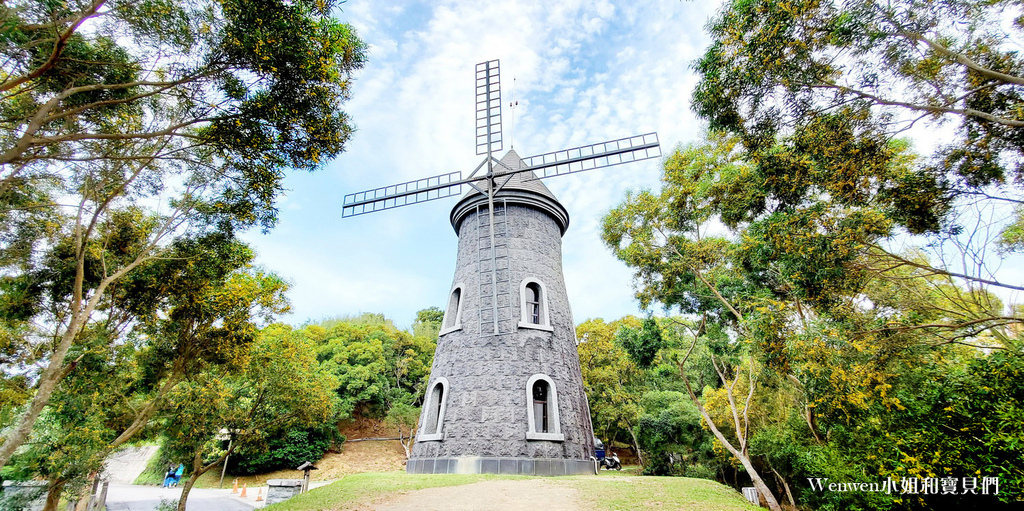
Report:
509,77,518,149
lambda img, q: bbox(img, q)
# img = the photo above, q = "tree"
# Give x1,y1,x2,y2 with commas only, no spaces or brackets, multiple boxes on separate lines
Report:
162,323,337,511
601,128,945,510
412,306,444,340
316,324,392,418
576,317,645,464
689,7,1024,503
385,402,420,459
695,0,1023,179
617,317,665,370
226,427,336,476
111,256,291,444
636,391,717,478
0,0,366,467
383,313,435,457
604,127,1023,508
1,259,289,510
309,315,435,420
1,333,134,511
693,0,1024,290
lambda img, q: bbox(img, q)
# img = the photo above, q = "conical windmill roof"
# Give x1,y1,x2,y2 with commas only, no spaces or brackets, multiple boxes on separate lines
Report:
492,149,559,200
450,149,570,234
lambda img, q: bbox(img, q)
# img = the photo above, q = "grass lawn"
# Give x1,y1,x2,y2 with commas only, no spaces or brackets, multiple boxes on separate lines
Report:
571,475,761,511
262,470,761,511
263,472,519,510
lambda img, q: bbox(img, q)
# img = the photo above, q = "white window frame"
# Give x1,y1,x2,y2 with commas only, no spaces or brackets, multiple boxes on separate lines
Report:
439,284,465,335
418,377,449,442
525,374,564,441
518,278,553,332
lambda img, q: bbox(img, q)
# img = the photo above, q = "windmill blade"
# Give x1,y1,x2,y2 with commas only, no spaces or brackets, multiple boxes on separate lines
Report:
342,171,464,217
475,60,503,155
521,132,661,179
343,132,661,217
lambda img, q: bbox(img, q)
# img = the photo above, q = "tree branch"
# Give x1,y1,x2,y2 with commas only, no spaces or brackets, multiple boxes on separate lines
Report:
808,82,1024,127
0,0,108,94
868,244,1024,292
899,29,1024,86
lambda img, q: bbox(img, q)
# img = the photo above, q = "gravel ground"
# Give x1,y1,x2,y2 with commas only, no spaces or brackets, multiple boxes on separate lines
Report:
366,479,583,511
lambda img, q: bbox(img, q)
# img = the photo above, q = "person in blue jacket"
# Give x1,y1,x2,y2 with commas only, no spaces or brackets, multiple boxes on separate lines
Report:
171,464,184,487
162,465,175,488
162,463,184,487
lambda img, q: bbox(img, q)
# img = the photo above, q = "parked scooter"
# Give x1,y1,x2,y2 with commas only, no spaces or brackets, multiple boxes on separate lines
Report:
599,452,622,471
593,437,623,471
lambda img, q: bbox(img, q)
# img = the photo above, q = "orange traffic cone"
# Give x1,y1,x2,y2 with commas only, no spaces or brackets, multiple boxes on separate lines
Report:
231,479,238,494
240,483,247,498
255,488,263,502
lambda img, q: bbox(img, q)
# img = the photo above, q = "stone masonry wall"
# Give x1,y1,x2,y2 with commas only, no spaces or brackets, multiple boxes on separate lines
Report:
410,202,594,462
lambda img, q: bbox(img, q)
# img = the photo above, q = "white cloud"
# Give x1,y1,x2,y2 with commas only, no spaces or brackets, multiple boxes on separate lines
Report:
253,0,1024,333
245,0,728,328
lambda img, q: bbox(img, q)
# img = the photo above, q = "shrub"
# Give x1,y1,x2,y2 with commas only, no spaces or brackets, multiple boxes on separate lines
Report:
637,391,718,476
683,463,717,480
227,428,340,475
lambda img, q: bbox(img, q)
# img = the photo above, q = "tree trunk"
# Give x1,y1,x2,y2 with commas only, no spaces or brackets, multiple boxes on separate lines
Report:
176,473,198,511
0,252,152,469
625,418,645,468
701,410,781,511
42,480,65,511
805,406,821,443
0,321,84,468
401,428,414,459
772,467,797,508
177,441,236,511
108,366,185,449
177,449,204,511
398,428,411,459
677,361,782,511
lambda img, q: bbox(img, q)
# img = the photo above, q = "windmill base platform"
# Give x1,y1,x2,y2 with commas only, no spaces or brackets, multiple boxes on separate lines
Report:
406,456,596,475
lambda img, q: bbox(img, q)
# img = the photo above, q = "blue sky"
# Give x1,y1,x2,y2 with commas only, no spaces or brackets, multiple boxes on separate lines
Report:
241,0,727,328
240,0,1024,329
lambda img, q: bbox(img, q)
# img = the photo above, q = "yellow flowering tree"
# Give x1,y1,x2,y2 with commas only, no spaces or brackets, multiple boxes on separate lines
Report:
162,323,337,511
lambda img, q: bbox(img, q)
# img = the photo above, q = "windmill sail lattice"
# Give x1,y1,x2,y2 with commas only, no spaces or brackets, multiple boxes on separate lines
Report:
342,172,463,217
341,133,661,217
520,133,660,179
476,59,502,156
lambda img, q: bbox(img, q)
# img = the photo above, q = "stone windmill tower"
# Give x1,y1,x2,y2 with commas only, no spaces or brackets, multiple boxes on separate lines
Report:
342,60,660,475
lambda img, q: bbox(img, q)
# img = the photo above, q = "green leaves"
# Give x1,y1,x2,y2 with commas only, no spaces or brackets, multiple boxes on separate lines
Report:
636,391,710,477
997,206,1024,253
281,314,438,422
160,322,338,484
618,318,666,370
576,317,643,447
0,0,367,468
604,82,1023,504
695,0,1024,188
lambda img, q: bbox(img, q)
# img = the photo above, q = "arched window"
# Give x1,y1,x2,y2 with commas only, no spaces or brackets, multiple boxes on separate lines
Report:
439,284,465,335
518,278,552,331
533,379,549,432
526,284,541,324
418,377,449,441
525,374,564,441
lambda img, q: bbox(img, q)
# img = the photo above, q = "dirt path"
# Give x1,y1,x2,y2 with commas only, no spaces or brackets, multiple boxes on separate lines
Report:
365,479,584,511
